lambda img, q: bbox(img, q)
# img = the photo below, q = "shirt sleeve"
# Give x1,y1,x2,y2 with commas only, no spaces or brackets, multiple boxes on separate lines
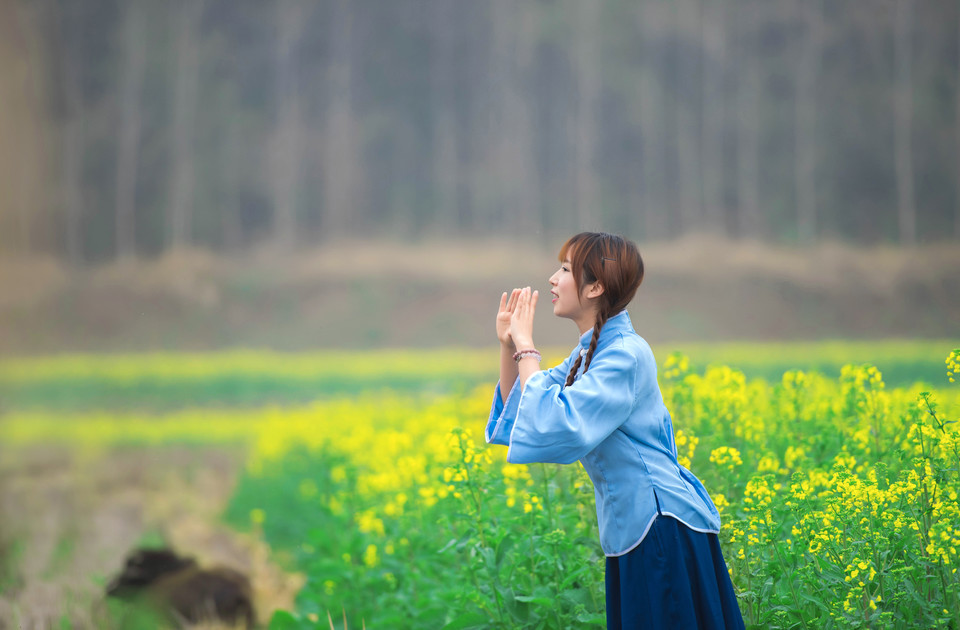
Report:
502,341,640,465
485,350,574,446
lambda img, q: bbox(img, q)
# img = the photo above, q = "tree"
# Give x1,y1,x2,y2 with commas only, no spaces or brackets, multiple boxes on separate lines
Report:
734,0,761,239
894,0,916,245
956,2,960,239
58,0,85,263
168,0,205,250
320,0,362,238
1,0,48,255
674,0,703,233
794,0,823,243
634,1,671,240
269,0,305,248
574,0,601,229
114,0,148,259
490,0,539,234
701,0,728,234
430,0,459,235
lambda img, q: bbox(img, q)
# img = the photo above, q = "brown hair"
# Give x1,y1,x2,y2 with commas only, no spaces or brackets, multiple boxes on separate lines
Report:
560,232,644,387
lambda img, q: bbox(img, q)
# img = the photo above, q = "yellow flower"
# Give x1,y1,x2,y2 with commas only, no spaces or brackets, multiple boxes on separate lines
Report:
363,544,379,568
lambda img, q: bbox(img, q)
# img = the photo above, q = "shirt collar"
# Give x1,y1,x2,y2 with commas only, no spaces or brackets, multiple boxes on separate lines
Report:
578,310,632,352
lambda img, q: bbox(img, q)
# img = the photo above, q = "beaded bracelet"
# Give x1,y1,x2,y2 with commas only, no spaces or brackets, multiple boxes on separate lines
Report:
512,349,542,363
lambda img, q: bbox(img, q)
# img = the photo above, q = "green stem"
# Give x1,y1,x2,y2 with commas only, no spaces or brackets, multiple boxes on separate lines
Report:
458,435,504,624
768,519,809,629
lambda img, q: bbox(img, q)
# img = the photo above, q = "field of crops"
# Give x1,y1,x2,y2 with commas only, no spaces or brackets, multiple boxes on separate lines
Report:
1,341,959,629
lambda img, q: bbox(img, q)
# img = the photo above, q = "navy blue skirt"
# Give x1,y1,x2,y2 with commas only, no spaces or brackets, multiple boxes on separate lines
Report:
605,516,744,630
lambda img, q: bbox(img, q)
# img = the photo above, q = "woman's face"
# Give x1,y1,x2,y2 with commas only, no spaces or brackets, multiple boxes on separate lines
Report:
549,257,594,326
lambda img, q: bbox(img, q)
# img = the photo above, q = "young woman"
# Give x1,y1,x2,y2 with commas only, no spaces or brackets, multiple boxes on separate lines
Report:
486,232,744,630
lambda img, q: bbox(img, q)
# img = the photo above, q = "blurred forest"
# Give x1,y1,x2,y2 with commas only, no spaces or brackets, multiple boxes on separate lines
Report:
2,0,959,353
3,0,960,264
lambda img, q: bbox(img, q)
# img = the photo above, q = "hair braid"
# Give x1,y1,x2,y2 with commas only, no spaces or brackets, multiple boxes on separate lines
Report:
563,311,609,387
582,311,608,373
563,355,583,388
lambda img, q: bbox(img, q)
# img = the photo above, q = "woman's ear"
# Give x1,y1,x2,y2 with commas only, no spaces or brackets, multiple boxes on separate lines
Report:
584,282,604,300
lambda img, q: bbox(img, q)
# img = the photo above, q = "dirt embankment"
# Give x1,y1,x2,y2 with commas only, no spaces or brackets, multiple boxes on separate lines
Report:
1,236,957,354
0,445,302,629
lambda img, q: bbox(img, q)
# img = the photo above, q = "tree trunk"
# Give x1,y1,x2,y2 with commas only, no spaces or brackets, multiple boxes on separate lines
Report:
894,0,916,245
735,0,761,239
794,0,822,243
114,0,148,259
168,0,204,250
430,0,459,235
490,0,538,235
321,0,360,238
0,0,49,256
574,0,600,229
219,106,243,253
675,0,702,235
60,1,84,264
700,0,727,234
270,0,304,248
956,1,960,239
635,3,666,240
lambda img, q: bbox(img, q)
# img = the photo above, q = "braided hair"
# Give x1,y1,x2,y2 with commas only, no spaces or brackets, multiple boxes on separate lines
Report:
561,233,644,387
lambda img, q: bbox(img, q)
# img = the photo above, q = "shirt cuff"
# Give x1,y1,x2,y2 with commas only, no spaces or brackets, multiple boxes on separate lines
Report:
485,379,521,445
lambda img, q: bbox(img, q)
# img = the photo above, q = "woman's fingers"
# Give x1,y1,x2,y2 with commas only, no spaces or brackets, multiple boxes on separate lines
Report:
523,288,536,319
507,287,521,312
500,289,520,316
507,287,538,324
514,287,533,318
510,288,536,348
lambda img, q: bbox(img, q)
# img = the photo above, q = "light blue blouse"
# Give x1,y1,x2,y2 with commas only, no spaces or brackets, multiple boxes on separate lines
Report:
486,310,721,557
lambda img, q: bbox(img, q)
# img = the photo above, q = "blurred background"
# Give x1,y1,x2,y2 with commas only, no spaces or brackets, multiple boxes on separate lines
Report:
1,0,958,352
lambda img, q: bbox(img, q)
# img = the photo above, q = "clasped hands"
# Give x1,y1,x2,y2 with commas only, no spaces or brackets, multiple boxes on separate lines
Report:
497,287,539,351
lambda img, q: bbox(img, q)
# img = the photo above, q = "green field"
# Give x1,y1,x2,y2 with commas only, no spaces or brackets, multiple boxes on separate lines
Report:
1,342,958,629
1,339,953,412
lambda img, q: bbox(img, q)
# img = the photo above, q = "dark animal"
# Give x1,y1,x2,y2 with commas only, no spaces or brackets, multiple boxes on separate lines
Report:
106,547,256,628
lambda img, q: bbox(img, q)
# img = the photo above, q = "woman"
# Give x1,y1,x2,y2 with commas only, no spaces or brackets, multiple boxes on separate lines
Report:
486,232,744,629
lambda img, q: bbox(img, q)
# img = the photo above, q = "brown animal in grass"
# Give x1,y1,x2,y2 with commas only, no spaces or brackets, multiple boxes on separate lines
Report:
106,547,256,628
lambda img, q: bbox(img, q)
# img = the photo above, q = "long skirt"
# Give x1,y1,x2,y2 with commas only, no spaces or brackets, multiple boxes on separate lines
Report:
605,515,745,630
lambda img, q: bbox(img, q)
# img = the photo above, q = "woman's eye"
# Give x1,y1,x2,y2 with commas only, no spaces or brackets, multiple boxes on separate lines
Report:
561,266,569,272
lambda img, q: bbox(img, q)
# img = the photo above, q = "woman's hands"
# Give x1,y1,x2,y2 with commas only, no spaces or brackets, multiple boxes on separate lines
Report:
496,286,538,349
496,288,521,348
496,287,539,398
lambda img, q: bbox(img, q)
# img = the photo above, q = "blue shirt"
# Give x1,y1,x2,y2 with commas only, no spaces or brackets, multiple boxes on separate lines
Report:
486,311,721,557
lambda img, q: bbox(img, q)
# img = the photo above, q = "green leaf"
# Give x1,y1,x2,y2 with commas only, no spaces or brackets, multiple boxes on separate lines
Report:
442,611,490,630
495,535,515,569
559,565,590,590
514,594,554,606
575,611,607,625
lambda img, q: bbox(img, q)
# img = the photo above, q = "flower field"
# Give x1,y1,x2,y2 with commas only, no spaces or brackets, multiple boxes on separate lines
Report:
1,344,959,629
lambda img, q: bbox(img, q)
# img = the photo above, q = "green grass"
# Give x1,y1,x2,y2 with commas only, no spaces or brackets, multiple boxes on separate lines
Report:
0,340,954,413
